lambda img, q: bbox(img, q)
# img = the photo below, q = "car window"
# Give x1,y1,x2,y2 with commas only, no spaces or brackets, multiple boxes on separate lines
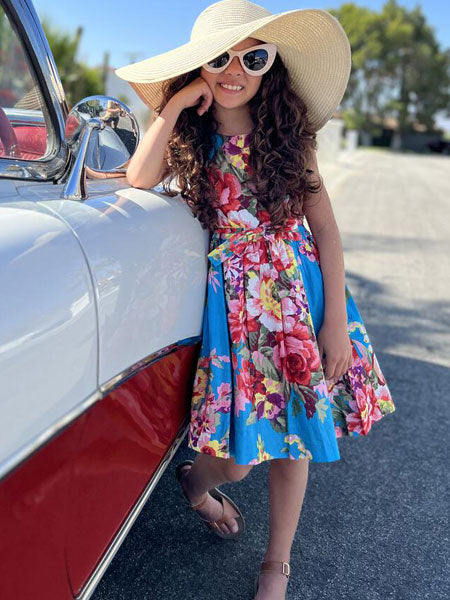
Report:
0,5,51,161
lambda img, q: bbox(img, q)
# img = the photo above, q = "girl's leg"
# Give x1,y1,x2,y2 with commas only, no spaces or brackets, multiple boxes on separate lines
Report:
256,457,310,600
179,452,252,534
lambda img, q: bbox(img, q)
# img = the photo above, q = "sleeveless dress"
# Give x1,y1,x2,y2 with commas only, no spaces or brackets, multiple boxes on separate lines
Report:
187,132,396,465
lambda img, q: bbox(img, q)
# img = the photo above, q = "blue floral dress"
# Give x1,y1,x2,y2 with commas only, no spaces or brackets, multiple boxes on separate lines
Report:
187,132,395,465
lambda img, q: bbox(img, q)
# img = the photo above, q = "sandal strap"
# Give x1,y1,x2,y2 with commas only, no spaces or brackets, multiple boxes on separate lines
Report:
211,494,230,526
201,493,239,529
261,560,290,577
190,493,208,510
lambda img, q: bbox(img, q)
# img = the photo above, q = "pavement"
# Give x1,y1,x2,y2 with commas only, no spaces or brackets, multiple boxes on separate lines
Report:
92,148,450,600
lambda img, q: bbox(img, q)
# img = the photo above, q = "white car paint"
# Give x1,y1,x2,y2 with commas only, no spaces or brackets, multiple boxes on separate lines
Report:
0,190,97,472
0,178,209,477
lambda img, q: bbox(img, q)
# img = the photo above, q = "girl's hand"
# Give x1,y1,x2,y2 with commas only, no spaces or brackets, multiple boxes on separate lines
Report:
170,76,214,116
317,321,353,381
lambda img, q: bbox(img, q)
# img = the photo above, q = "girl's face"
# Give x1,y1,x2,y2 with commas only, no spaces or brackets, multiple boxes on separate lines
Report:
200,37,263,108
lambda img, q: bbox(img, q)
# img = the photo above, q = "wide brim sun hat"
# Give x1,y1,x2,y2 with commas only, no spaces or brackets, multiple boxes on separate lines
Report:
115,0,351,132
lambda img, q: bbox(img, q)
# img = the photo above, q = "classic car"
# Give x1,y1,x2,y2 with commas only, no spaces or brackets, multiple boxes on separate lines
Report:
0,1,208,598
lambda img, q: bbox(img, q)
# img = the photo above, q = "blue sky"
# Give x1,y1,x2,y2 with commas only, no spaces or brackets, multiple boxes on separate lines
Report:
33,0,450,69
33,0,450,131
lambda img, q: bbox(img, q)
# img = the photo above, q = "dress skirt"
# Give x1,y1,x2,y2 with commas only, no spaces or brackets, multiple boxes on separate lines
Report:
187,131,395,465
187,217,395,466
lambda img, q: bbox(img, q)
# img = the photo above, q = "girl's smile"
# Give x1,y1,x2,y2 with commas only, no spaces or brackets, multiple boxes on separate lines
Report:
217,82,245,93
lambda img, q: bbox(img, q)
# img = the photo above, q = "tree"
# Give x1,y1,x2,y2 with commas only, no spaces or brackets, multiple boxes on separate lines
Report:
327,3,384,136
377,0,450,132
328,1,450,142
41,18,104,108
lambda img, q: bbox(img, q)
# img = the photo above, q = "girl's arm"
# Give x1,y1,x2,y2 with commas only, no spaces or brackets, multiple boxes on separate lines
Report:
126,98,183,189
303,148,352,379
126,77,214,189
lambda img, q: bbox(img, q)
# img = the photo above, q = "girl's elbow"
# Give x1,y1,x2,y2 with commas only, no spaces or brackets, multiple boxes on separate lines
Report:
126,167,145,189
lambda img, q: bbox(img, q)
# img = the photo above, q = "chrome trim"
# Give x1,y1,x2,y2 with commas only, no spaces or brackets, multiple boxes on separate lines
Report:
11,121,45,128
4,107,45,125
76,419,190,600
62,117,103,200
99,337,201,396
0,0,69,181
0,337,200,482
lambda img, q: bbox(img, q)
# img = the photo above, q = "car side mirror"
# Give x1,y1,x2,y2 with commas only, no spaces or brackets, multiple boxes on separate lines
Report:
61,95,139,200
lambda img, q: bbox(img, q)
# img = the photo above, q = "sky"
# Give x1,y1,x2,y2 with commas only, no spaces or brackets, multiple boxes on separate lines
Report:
33,0,450,69
33,0,450,131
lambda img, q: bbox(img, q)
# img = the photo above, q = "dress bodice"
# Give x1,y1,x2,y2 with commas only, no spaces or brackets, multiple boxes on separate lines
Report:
206,132,269,230
206,132,300,232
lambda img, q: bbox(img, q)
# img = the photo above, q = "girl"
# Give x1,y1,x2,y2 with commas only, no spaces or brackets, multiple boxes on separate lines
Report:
117,2,396,598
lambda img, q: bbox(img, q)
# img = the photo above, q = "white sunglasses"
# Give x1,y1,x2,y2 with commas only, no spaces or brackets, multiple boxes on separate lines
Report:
202,43,277,76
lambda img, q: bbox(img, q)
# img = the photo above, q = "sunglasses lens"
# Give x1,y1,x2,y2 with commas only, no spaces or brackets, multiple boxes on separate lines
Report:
243,48,269,71
206,52,230,69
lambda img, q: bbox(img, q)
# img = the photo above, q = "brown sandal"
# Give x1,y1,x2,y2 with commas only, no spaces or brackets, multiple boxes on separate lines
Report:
175,459,246,540
253,560,291,599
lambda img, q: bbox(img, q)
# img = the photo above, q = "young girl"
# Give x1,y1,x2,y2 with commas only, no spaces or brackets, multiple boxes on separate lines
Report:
117,1,396,598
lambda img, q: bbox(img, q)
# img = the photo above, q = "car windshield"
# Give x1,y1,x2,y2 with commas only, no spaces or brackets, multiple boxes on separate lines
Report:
0,5,51,161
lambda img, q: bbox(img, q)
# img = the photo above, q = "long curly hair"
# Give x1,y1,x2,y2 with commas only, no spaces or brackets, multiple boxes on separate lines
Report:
156,51,323,232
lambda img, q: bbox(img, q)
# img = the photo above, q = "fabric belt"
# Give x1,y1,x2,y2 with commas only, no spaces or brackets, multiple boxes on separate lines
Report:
207,221,305,267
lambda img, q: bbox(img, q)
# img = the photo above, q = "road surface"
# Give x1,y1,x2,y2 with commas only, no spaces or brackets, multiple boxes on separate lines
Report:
93,148,450,600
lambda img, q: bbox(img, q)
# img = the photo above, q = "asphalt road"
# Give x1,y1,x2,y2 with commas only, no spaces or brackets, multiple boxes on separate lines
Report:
93,148,450,600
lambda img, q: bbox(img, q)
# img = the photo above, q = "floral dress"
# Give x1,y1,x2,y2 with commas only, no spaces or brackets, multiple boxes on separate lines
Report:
187,132,396,465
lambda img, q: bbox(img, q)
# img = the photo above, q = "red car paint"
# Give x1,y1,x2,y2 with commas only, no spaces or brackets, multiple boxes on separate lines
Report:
0,343,199,600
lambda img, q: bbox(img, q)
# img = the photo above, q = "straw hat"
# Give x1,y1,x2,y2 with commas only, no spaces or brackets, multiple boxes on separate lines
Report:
115,0,351,132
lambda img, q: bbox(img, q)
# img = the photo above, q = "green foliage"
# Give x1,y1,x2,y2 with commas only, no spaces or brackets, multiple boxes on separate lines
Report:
0,7,37,106
41,18,104,107
328,0,450,136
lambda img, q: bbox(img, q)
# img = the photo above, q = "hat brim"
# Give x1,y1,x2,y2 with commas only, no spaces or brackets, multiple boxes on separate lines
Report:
115,8,351,132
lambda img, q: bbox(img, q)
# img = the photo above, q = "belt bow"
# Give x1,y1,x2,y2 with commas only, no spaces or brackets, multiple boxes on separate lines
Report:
208,220,305,267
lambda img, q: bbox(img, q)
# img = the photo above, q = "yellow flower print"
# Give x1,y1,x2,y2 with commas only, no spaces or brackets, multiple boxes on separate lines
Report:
284,245,298,277
225,140,250,171
284,434,313,460
262,377,282,395
255,387,284,421
192,369,207,402
260,278,281,320
256,434,274,462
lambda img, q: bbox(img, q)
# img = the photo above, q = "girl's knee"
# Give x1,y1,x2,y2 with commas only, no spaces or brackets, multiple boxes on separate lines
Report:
222,458,252,482
269,457,309,473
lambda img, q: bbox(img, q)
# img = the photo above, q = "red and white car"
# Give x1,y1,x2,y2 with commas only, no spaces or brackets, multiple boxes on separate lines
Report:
0,1,208,598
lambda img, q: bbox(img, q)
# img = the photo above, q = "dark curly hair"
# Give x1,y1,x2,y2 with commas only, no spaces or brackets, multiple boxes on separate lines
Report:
155,51,323,231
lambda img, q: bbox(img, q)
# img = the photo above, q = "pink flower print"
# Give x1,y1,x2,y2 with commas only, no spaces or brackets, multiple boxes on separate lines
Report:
273,322,321,386
347,384,383,435
235,360,253,416
297,233,320,263
216,382,232,412
280,298,298,322
191,406,216,443
228,299,248,344
208,267,221,293
210,168,243,212
334,424,343,438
